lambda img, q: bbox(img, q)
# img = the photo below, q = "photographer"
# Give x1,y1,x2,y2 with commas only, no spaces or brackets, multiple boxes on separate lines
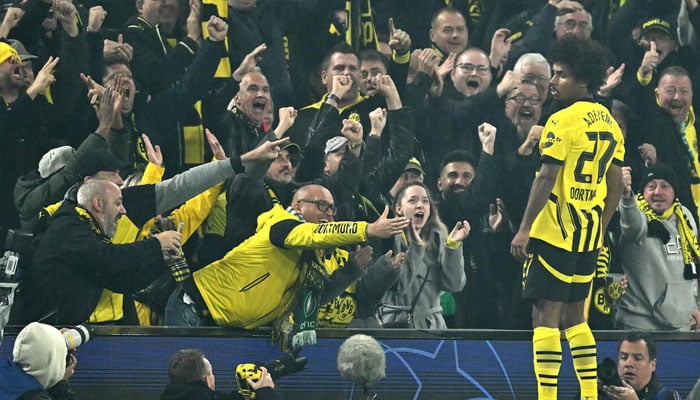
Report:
161,349,276,400
0,322,78,400
598,332,680,400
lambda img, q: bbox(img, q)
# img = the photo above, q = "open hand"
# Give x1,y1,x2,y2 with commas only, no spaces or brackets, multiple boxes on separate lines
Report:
141,133,163,166
448,220,471,242
366,206,410,238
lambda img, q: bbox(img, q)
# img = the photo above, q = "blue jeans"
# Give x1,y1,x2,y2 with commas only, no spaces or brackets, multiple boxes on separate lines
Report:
164,289,208,326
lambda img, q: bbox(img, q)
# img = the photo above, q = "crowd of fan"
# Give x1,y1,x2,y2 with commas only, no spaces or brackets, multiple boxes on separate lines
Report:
0,0,699,334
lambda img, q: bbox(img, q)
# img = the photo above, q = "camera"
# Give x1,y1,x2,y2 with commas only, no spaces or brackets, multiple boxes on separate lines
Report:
236,352,307,399
598,357,624,386
1,229,34,280
63,324,93,351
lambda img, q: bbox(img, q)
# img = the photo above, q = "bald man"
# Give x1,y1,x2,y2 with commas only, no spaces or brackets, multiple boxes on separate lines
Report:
10,180,182,325
166,184,408,337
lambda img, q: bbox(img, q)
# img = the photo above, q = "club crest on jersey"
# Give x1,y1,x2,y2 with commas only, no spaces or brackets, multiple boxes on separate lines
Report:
543,132,560,148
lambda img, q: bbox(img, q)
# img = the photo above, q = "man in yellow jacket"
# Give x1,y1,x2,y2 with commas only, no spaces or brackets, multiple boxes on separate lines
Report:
165,184,408,347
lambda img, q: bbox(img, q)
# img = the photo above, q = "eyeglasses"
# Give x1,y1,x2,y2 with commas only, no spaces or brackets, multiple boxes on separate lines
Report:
455,63,491,75
507,94,542,105
522,73,550,84
297,199,337,216
558,20,590,31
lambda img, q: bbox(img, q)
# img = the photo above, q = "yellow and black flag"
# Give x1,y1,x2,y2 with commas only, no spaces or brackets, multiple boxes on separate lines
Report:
201,0,230,78
344,0,379,51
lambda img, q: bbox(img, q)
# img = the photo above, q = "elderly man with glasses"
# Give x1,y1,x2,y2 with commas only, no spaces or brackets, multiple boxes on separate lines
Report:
164,183,408,343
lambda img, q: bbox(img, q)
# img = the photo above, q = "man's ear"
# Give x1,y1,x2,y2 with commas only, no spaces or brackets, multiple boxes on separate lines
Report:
135,0,144,13
436,177,444,192
650,358,657,372
429,29,436,43
92,197,103,213
320,69,328,86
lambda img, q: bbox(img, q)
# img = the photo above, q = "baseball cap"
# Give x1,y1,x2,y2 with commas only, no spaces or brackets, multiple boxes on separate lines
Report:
0,41,20,65
404,157,424,175
324,136,348,155
641,18,672,38
282,141,301,154
38,146,76,178
77,150,130,178
8,39,37,62
638,162,678,194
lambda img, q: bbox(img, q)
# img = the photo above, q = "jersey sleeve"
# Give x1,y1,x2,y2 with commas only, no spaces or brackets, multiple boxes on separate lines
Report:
539,111,572,164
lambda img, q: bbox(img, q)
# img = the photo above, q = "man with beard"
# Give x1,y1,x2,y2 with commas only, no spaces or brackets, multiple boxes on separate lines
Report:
435,124,500,328
223,141,301,251
10,179,183,325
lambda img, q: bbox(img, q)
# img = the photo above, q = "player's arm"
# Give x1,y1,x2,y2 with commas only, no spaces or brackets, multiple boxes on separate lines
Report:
519,162,560,231
511,162,560,261
602,163,624,232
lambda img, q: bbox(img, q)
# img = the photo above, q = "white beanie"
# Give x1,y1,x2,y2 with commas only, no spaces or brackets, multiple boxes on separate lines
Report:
12,322,67,389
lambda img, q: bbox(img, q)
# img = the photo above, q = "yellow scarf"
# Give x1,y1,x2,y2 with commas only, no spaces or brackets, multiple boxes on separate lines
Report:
636,194,700,278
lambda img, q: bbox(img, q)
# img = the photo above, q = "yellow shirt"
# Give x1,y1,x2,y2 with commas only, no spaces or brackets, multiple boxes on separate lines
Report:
531,101,625,252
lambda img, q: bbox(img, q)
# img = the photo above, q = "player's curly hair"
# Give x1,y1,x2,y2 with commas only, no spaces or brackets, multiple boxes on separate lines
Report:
548,37,613,95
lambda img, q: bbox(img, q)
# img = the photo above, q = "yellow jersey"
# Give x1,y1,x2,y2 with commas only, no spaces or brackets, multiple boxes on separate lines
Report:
531,101,625,252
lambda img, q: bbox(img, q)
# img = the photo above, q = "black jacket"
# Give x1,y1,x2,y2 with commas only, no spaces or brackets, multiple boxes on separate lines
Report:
9,201,167,325
634,105,699,221
122,15,199,95
160,381,275,400
135,39,227,176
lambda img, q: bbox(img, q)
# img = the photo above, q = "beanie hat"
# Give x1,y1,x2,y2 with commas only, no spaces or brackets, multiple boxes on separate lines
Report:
638,162,678,194
13,322,67,389
38,146,76,178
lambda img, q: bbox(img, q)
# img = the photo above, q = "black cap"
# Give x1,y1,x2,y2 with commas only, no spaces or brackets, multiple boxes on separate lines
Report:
641,18,673,38
639,162,678,194
77,150,130,178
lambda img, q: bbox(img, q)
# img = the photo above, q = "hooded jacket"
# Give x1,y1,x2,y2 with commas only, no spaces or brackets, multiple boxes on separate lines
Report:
0,322,76,400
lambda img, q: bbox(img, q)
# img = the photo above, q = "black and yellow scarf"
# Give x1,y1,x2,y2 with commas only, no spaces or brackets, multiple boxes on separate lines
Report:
636,194,700,279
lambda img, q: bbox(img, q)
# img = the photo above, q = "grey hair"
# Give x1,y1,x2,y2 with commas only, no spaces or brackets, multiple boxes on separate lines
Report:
76,180,108,208
554,9,593,31
513,53,551,78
